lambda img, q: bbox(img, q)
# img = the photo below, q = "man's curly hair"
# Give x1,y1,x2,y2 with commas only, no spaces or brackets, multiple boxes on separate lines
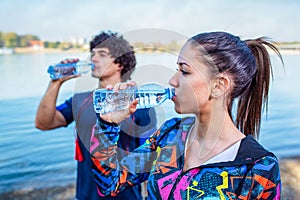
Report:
90,31,136,81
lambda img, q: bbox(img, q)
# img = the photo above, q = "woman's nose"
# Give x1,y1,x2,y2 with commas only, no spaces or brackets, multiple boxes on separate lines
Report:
169,72,179,87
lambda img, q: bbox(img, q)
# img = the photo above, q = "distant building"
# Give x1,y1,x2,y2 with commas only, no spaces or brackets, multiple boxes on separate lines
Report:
29,40,44,50
70,37,87,46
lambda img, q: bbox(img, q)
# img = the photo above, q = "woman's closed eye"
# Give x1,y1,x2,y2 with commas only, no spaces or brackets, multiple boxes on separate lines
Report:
176,67,189,75
177,62,190,75
179,69,189,75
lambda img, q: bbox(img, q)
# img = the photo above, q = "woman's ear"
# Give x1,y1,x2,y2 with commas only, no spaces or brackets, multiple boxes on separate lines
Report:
210,76,230,98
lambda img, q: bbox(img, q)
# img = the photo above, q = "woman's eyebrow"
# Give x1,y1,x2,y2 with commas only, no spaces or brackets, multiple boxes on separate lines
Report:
177,61,191,68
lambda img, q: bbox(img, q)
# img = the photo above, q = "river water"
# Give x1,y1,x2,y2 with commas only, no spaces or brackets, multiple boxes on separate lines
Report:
0,52,299,193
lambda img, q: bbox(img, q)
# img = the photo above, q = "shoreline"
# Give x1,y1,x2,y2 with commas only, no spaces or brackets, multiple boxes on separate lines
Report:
0,184,76,200
0,156,299,200
2,47,300,56
279,156,300,199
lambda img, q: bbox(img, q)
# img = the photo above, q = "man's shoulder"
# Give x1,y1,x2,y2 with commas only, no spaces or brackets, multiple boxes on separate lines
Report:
72,91,93,105
73,91,93,99
72,91,94,115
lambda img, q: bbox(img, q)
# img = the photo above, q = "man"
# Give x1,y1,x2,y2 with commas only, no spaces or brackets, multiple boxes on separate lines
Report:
35,31,157,200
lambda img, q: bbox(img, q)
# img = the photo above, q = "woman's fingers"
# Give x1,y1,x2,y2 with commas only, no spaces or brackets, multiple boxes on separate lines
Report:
129,100,138,114
113,81,137,92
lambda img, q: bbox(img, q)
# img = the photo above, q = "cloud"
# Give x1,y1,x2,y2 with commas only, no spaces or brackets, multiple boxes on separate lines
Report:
0,0,299,42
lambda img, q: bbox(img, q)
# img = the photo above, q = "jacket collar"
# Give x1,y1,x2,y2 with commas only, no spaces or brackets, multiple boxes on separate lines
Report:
203,135,275,167
175,117,275,167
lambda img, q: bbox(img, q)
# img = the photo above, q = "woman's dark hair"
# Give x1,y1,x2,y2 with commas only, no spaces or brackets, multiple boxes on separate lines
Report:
90,31,136,81
189,32,283,138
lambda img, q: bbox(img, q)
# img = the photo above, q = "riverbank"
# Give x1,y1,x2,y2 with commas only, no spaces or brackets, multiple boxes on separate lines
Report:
13,47,86,54
0,184,75,200
4,47,300,55
280,156,300,199
0,157,299,200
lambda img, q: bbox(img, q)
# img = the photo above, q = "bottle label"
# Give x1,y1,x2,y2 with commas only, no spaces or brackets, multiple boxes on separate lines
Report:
93,84,174,114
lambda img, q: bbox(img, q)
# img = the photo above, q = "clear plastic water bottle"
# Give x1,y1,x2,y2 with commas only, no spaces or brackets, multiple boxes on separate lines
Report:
47,60,94,80
93,83,175,114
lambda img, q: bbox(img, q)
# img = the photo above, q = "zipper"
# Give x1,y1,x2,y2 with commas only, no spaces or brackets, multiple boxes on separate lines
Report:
166,120,195,200
166,166,201,200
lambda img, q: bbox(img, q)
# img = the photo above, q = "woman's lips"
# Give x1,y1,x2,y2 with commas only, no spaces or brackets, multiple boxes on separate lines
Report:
171,94,177,102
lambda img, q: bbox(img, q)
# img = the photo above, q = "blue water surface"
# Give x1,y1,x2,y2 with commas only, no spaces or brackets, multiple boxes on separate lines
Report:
0,53,299,193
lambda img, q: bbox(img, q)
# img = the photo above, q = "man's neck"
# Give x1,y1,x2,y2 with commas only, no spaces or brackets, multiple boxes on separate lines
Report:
98,77,122,89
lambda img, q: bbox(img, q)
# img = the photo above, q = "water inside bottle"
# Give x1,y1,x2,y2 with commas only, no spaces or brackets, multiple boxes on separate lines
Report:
93,84,174,114
47,61,93,80
93,89,135,114
77,61,93,74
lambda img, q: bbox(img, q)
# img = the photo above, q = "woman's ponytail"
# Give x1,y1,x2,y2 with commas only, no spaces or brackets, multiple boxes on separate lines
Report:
236,38,283,138
190,32,283,138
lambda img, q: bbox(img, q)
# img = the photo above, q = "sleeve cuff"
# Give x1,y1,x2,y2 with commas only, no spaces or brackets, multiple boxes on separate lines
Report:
96,116,121,133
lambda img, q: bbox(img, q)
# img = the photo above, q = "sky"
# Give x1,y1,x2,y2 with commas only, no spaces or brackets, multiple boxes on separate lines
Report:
0,0,299,43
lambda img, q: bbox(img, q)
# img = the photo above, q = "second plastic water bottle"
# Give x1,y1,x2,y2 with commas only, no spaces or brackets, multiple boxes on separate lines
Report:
93,83,174,114
47,60,94,80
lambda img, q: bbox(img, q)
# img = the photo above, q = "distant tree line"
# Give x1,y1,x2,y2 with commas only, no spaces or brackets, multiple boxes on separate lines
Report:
0,31,182,52
133,41,181,53
0,32,40,48
0,31,81,49
1,31,300,52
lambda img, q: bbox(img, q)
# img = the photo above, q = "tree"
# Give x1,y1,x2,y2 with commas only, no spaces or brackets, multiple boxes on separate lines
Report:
0,32,3,47
44,41,60,48
58,41,72,50
19,34,40,47
3,32,18,48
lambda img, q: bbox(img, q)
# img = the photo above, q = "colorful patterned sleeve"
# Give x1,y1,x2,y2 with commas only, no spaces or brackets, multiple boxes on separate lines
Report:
240,155,281,199
90,117,160,197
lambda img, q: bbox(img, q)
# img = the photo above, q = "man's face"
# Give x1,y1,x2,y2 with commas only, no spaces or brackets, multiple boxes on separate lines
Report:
90,47,122,80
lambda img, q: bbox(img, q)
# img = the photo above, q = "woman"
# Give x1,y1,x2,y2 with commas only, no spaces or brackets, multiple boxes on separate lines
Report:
90,32,282,199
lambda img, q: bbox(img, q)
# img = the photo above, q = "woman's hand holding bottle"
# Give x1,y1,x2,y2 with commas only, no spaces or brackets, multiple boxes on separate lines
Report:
99,81,139,124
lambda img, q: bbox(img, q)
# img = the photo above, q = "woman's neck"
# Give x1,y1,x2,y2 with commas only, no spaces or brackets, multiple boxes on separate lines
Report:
194,104,244,145
184,112,245,170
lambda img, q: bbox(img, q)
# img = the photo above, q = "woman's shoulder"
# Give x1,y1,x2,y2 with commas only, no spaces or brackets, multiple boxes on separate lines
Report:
237,135,278,164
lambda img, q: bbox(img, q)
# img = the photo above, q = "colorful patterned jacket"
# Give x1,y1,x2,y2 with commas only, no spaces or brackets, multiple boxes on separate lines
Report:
90,117,281,200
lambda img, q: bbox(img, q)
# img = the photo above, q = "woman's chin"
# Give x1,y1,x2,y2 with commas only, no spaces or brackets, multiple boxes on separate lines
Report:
174,106,184,114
